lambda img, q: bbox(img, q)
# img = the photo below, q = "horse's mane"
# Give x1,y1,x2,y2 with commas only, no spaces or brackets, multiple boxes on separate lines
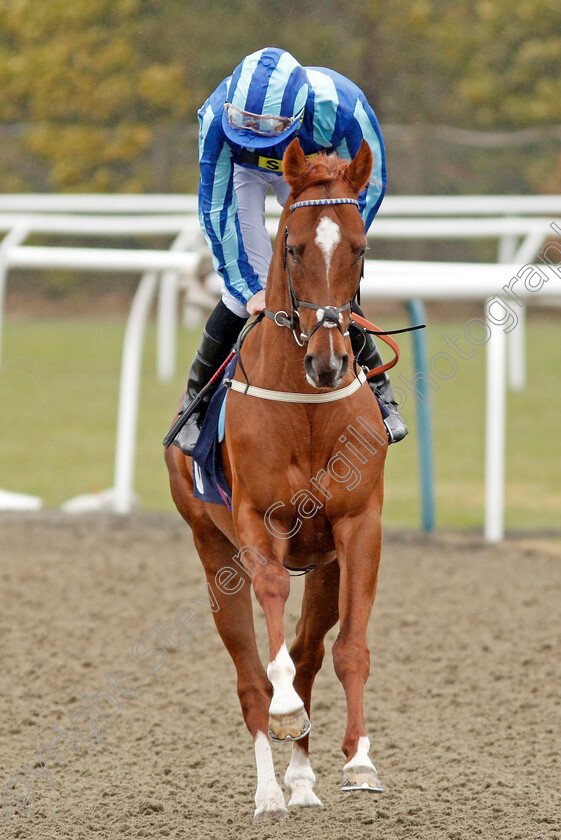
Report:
290,152,351,199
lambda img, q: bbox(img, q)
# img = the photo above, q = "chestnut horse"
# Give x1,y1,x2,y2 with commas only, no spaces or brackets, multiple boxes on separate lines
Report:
165,138,387,820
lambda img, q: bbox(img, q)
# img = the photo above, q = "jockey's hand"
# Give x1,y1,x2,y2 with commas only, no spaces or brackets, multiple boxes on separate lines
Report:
246,289,266,315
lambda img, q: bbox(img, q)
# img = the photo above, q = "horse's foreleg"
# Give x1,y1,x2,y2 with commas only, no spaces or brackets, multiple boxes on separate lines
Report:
192,527,287,820
235,507,309,743
255,561,311,741
253,731,288,821
332,510,384,792
284,559,340,807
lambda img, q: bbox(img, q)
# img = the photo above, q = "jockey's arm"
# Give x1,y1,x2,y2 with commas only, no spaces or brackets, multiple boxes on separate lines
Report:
198,126,264,309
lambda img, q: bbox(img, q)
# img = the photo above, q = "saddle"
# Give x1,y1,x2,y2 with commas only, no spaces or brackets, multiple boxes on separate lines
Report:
191,357,236,509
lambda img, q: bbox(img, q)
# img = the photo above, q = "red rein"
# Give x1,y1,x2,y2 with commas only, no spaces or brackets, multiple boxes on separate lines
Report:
350,313,400,378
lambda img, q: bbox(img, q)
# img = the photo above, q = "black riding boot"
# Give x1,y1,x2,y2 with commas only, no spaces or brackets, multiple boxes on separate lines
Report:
174,300,247,455
350,311,408,445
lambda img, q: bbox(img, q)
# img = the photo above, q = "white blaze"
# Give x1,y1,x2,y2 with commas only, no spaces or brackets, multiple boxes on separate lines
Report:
315,216,341,283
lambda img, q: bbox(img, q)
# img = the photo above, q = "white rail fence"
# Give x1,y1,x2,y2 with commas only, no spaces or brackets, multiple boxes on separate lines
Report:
3,195,560,384
0,195,560,540
361,260,560,541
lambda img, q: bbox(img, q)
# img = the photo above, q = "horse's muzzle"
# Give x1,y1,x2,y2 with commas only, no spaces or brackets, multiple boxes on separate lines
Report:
305,352,349,389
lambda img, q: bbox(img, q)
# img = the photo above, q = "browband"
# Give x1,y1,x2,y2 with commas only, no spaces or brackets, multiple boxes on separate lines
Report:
290,197,360,212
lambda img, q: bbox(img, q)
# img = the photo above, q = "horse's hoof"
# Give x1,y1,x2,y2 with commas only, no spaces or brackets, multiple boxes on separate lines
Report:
254,805,289,822
341,765,384,792
254,779,289,821
288,786,323,808
268,707,311,742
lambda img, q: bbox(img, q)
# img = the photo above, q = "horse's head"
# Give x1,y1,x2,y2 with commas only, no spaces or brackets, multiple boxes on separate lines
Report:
281,138,373,389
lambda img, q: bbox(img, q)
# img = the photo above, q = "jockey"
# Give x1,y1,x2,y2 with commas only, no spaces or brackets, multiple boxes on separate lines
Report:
176,47,408,454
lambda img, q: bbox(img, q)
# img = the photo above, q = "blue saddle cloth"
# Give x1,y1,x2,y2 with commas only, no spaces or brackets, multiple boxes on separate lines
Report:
191,357,236,510
191,358,389,510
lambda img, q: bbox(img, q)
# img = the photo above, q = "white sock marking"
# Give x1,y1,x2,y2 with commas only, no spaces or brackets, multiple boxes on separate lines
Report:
284,743,323,807
267,642,303,715
343,735,377,772
254,731,287,817
315,217,341,286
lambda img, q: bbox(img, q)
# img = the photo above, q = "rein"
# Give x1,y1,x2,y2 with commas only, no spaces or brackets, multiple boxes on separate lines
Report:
349,314,425,377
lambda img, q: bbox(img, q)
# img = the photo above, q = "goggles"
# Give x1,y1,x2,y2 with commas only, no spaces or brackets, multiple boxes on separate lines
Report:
224,102,302,137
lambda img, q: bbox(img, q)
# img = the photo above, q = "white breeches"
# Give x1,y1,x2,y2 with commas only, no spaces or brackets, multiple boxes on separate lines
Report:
220,165,291,318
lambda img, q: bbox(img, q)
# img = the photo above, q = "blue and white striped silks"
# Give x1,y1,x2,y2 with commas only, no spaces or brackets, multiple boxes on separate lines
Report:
198,57,387,306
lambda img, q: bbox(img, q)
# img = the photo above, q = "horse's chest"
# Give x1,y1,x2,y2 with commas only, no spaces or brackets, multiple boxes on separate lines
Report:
227,396,383,517
241,439,375,523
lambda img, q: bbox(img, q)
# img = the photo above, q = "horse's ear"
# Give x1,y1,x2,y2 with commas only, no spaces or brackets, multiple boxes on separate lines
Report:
345,140,373,194
283,138,309,188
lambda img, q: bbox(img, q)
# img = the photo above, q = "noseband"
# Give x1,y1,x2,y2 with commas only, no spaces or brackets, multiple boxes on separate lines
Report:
263,197,363,347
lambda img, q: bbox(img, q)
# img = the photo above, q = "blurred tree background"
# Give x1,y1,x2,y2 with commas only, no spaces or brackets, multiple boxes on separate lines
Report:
1,0,560,196
1,1,559,524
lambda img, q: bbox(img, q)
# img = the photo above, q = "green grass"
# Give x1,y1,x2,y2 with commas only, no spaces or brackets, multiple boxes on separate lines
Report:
0,314,559,532
384,313,561,530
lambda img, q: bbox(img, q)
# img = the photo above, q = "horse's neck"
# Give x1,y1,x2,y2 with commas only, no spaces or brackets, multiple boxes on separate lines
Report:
244,311,307,390
242,239,309,389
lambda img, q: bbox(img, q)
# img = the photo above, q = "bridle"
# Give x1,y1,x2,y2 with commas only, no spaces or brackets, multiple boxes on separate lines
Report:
263,197,364,347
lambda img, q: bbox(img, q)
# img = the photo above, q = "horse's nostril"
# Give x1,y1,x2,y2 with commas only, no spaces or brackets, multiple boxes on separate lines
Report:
305,352,348,387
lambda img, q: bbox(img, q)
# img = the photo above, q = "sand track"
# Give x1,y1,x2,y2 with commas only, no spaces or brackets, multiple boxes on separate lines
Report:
1,513,560,839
